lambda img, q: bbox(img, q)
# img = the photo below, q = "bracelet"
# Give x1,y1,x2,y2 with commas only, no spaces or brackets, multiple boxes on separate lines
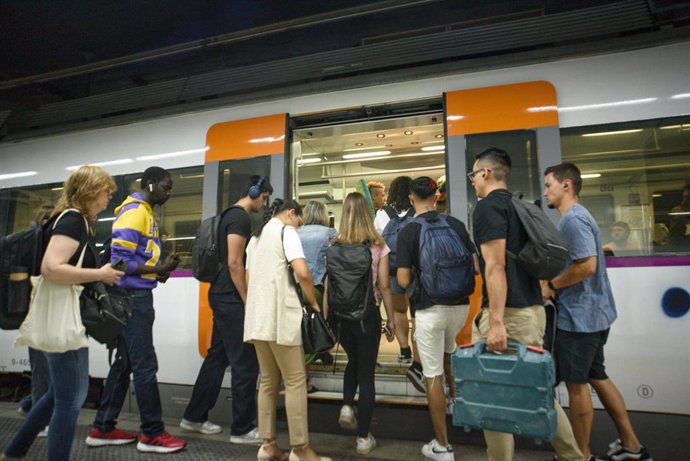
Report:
547,280,556,291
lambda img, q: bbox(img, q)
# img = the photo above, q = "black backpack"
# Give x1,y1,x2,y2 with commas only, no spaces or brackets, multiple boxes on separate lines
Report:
416,214,475,302
0,221,49,330
502,191,569,280
192,206,241,282
326,242,376,322
381,206,415,274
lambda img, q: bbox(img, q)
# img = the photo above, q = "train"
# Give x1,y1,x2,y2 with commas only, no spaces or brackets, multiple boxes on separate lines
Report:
1,40,688,431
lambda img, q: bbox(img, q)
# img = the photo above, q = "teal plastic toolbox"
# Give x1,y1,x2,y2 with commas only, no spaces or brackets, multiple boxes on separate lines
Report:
451,340,556,444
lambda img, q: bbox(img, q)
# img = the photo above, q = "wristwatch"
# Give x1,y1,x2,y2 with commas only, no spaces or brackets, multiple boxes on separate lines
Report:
547,280,556,291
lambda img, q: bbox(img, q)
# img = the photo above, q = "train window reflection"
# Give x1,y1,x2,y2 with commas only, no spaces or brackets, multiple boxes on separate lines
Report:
560,117,690,256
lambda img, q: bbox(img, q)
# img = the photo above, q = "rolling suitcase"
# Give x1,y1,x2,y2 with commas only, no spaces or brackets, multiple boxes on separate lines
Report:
452,340,556,444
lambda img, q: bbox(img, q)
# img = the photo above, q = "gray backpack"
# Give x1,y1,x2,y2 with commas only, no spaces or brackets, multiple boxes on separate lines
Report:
503,191,569,280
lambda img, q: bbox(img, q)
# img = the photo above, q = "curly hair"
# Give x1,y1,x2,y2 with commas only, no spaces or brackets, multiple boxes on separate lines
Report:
386,176,412,212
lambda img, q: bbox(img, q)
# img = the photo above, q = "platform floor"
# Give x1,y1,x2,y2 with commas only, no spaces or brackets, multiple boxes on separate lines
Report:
0,402,551,460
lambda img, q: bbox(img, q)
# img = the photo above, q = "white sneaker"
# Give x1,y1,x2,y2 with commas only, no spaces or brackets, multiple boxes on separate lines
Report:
37,426,49,438
179,418,222,435
229,427,261,445
422,438,455,461
338,405,358,431
356,433,377,455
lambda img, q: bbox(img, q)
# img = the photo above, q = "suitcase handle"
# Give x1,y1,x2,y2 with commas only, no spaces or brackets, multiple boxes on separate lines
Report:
473,340,528,373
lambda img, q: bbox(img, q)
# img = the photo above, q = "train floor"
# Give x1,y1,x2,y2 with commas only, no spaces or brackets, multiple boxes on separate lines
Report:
0,402,550,461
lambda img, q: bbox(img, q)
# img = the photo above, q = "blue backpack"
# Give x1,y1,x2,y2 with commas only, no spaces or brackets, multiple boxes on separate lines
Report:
416,214,475,301
381,206,415,274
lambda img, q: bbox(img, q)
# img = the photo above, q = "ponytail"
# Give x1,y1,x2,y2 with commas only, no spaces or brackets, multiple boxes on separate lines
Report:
254,198,302,237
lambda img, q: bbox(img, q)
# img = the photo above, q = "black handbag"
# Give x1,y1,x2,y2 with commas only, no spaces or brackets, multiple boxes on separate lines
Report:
281,227,335,354
80,282,133,347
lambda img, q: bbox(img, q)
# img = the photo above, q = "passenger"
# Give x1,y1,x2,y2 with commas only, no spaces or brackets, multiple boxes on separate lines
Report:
297,200,337,293
17,206,55,432
436,175,447,213
602,221,640,256
367,180,386,211
668,182,690,251
296,200,337,370
2,166,122,461
85,167,186,454
325,192,395,456
542,162,652,461
180,175,272,443
245,198,331,461
373,177,421,371
396,176,476,461
652,222,669,252
468,148,584,461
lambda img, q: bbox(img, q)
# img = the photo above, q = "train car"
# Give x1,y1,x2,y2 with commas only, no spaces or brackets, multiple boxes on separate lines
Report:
1,40,688,446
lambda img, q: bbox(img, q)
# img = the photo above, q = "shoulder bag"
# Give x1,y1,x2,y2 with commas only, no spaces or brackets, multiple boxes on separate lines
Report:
14,210,91,352
281,227,335,354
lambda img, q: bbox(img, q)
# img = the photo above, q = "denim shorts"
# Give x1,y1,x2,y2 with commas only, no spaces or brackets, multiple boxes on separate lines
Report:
555,328,610,384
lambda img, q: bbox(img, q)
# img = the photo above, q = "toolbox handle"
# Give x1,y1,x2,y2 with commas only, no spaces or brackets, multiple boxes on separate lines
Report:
473,340,528,373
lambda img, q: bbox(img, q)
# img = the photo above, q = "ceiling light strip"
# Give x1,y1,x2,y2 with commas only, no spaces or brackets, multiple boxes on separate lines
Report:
321,164,445,180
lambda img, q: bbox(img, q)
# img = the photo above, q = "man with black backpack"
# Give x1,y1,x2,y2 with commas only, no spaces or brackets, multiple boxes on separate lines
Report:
396,176,477,461
469,148,584,461
181,175,272,445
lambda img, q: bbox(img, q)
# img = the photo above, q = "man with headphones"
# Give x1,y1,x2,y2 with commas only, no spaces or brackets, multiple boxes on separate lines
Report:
181,175,273,445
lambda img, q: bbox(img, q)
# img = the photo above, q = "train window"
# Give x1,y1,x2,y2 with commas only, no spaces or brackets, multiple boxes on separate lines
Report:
560,117,690,256
0,184,63,237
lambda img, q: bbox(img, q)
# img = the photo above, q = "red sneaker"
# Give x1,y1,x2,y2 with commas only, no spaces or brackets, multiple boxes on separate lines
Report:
137,432,187,454
85,427,137,447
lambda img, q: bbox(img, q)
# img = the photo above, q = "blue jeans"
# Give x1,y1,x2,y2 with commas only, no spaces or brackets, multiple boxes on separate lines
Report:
93,289,165,436
4,347,89,461
17,348,51,414
183,293,258,436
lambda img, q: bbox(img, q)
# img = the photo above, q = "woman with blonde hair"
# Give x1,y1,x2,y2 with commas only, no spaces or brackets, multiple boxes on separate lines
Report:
245,199,331,461
324,192,395,455
2,166,124,461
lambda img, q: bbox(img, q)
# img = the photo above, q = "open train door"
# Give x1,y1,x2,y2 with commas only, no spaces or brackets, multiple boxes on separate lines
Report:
197,114,289,356
443,81,561,344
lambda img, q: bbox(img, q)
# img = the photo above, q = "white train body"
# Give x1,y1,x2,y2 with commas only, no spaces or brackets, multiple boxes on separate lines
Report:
1,41,688,417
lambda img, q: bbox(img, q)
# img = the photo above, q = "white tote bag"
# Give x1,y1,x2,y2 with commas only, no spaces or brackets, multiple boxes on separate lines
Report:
14,210,91,353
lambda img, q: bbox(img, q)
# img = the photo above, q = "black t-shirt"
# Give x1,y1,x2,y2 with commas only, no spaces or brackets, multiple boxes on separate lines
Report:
43,210,97,269
472,189,541,308
397,211,476,310
209,206,251,299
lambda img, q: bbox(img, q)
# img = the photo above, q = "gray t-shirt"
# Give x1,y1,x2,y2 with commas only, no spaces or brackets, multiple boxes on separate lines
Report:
556,203,617,332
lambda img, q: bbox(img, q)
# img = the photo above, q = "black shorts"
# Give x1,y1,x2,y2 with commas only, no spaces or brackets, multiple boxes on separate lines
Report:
555,328,610,384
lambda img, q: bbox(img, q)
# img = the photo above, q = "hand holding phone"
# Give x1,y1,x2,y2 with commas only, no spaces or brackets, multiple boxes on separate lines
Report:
111,258,126,271
383,323,394,342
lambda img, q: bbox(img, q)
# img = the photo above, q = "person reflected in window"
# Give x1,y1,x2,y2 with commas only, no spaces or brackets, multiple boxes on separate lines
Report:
668,182,690,252
652,222,669,253
602,221,640,256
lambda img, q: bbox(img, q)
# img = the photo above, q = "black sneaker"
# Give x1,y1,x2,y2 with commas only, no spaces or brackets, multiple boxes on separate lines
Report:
406,361,426,393
595,440,652,461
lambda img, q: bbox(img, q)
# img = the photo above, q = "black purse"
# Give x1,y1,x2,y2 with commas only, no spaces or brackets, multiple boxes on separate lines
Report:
80,282,133,347
281,227,335,354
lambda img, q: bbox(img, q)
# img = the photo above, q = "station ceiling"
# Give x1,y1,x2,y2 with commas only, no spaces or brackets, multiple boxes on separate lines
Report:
1,0,689,139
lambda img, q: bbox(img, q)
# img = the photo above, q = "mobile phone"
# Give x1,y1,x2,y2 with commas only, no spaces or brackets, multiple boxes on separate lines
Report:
111,258,126,271
382,324,393,340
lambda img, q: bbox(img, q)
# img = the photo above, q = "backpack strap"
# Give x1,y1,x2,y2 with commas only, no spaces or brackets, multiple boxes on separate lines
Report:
383,205,398,220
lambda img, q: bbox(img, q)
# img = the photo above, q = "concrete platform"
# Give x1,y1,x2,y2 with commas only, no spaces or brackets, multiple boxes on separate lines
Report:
0,402,550,460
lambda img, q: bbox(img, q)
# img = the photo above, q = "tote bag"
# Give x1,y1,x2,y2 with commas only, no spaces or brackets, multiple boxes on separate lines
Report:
14,210,91,352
